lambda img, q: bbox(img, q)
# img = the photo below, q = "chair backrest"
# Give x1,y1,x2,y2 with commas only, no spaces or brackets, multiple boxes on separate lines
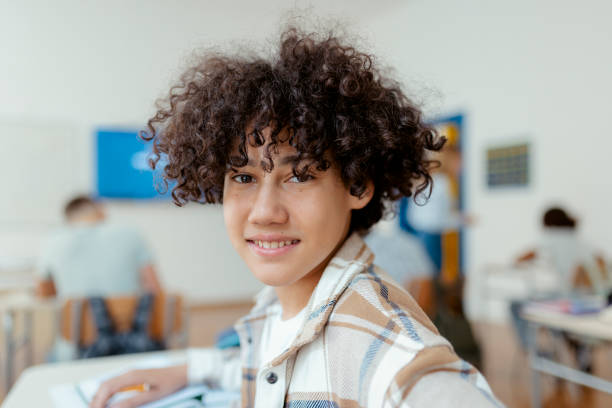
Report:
59,292,184,347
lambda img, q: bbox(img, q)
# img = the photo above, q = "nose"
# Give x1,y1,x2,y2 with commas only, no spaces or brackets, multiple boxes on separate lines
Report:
247,182,289,226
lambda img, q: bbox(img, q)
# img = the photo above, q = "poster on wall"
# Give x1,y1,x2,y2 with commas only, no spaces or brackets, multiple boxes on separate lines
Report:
95,129,171,199
486,142,530,188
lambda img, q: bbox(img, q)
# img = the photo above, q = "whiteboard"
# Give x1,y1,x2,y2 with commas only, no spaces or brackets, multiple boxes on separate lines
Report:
0,121,82,225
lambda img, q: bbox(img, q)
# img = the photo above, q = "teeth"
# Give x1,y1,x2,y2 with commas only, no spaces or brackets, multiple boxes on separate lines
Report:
253,240,298,249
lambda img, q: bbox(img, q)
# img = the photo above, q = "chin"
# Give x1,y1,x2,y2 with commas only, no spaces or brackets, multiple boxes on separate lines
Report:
251,266,298,287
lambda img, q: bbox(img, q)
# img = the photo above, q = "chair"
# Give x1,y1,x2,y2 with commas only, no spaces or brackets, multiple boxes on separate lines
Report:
58,292,187,354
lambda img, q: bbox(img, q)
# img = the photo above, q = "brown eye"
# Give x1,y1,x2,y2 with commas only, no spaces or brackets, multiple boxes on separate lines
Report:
288,174,314,183
232,174,254,184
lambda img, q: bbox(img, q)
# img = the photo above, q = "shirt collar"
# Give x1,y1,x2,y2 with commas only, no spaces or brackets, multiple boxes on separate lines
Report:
239,232,375,363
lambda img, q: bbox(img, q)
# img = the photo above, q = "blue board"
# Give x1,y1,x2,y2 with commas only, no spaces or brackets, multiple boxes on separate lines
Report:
95,129,170,199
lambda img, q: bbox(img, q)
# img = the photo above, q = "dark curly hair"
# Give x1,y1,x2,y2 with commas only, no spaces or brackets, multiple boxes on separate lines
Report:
143,28,445,233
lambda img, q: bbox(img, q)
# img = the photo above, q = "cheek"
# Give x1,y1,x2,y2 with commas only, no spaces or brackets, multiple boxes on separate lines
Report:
222,192,246,242
294,187,351,239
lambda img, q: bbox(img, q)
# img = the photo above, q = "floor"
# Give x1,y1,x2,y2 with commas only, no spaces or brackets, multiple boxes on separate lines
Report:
472,322,612,408
2,303,612,407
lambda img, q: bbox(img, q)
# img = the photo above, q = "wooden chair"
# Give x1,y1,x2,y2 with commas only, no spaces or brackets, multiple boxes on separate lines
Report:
59,292,187,352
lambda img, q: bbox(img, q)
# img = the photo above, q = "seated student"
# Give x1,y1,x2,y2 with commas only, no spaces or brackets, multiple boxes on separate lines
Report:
512,206,609,370
35,195,162,298
364,218,437,316
91,28,501,408
516,207,609,296
36,195,164,360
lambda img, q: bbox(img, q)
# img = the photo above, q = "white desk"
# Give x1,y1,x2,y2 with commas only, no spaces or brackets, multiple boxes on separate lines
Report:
522,306,612,408
472,263,559,322
1,350,186,407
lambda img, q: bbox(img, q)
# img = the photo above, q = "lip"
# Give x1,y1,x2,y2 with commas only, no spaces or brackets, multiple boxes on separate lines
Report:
245,234,300,257
246,234,299,241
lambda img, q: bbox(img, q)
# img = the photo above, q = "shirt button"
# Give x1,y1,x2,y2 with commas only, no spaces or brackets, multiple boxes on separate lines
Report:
266,371,278,384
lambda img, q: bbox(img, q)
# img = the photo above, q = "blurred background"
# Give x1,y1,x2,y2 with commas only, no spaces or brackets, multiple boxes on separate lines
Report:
1,1,611,407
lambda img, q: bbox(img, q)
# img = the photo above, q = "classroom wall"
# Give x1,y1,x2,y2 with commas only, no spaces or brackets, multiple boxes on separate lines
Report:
360,0,612,317
0,0,395,302
2,0,611,309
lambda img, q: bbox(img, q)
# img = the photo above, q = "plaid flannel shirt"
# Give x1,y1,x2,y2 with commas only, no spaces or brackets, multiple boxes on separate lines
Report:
188,233,503,407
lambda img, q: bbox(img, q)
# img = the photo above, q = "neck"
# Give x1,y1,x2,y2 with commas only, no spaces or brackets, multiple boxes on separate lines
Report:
274,231,349,320
69,213,104,225
274,270,321,320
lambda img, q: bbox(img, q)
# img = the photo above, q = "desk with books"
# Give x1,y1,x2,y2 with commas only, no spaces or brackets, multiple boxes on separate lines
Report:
522,304,612,408
2,351,175,407
2,350,239,408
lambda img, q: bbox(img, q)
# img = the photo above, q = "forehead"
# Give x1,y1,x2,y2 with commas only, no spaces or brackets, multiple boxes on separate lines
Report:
227,125,335,173
240,141,298,167
229,125,300,168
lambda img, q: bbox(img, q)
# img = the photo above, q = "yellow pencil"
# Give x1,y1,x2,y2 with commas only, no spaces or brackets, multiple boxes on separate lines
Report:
119,383,150,393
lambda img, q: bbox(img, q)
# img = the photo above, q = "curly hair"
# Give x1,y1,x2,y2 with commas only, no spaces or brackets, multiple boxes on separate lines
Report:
143,28,445,233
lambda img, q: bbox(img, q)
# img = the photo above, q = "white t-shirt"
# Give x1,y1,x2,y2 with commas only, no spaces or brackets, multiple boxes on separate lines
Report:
539,228,600,294
259,303,306,368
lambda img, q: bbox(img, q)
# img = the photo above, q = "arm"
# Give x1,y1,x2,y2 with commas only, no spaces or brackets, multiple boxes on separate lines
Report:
90,347,241,408
382,348,502,408
126,228,161,293
35,240,57,298
140,264,162,293
34,277,57,298
389,370,502,408
187,347,242,391
515,250,537,265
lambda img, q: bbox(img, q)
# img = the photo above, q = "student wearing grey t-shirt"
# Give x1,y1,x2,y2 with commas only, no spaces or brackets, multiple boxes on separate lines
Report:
35,195,161,298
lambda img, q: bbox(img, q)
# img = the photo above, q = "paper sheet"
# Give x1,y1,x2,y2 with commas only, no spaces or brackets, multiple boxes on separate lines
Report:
48,356,239,408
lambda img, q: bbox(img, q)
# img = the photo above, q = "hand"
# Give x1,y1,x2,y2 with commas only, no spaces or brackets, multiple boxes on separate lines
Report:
90,364,188,408
461,213,477,226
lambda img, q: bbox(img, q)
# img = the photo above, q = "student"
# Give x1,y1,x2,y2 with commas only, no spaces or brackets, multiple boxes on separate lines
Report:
91,28,501,408
512,207,609,353
516,207,608,295
36,196,163,360
403,144,466,282
35,195,162,298
364,217,437,316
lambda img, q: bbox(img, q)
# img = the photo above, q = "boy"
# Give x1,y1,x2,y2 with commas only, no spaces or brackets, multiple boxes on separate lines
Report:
91,28,501,407
36,195,161,299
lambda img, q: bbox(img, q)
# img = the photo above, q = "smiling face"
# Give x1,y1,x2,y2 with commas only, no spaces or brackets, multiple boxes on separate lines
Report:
222,129,372,291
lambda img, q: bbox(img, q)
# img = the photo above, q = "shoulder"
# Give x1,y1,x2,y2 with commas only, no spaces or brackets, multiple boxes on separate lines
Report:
328,267,501,406
320,266,496,406
391,362,503,407
329,265,448,350
40,227,79,254
101,224,146,242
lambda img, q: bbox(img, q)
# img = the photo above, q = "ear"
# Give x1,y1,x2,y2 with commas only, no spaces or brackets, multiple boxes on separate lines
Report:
348,180,374,210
